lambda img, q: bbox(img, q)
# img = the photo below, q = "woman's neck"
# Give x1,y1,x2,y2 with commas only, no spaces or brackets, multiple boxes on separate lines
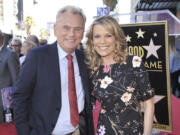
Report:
101,57,116,65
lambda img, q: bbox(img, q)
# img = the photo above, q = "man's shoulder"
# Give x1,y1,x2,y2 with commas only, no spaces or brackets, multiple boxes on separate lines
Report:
75,49,84,57
30,42,57,53
2,46,15,55
2,46,11,51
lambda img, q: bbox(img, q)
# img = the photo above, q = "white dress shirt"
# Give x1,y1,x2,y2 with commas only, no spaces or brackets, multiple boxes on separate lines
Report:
52,43,85,135
19,56,26,66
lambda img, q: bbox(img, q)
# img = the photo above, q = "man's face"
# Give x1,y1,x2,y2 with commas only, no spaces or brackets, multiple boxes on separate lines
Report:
54,12,84,53
11,43,21,54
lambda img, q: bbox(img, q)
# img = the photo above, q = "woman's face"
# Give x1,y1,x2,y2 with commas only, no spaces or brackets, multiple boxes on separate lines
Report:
21,42,28,56
93,24,116,62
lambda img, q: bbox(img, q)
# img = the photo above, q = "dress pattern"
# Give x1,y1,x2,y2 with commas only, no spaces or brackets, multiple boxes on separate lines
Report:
91,55,155,135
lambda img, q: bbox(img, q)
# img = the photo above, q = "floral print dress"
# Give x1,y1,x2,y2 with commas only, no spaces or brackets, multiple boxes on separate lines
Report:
91,55,155,135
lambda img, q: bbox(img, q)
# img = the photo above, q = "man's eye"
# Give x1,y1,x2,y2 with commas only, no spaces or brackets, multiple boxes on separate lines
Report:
74,28,82,32
63,26,70,31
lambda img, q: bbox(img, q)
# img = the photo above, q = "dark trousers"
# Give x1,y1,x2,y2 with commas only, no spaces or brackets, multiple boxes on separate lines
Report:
171,70,180,97
0,107,4,124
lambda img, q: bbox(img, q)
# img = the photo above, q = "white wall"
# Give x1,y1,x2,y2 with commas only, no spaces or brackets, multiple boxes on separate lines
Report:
3,0,16,34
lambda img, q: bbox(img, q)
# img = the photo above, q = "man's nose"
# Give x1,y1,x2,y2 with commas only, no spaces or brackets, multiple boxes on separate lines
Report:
68,28,75,36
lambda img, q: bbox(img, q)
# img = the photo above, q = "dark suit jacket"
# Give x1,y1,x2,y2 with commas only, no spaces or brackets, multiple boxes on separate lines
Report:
0,45,19,123
0,46,19,90
13,42,94,135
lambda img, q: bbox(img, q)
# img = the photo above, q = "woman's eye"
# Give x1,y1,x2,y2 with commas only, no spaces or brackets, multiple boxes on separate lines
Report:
106,34,112,38
94,35,100,38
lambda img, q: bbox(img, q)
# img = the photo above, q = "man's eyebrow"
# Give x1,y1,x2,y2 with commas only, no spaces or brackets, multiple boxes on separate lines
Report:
63,25,83,28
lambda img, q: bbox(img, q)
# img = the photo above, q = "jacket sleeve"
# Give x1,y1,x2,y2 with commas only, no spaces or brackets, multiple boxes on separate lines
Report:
7,51,20,85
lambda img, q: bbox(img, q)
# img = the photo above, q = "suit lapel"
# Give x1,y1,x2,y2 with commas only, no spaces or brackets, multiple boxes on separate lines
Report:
75,50,85,78
75,50,90,102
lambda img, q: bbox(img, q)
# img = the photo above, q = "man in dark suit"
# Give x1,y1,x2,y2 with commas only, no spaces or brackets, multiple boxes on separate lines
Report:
13,5,94,135
0,30,19,123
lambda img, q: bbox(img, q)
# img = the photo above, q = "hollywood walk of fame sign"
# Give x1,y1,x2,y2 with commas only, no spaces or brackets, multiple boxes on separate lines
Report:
121,22,172,132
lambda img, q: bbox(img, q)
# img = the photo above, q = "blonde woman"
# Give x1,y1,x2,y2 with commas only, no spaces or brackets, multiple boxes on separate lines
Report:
20,40,36,65
85,16,154,135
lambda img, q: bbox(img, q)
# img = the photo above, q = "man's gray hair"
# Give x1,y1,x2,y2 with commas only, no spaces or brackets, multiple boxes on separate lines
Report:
11,38,22,46
56,5,86,24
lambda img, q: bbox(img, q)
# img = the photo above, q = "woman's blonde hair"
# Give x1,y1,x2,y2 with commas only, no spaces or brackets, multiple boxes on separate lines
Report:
85,16,128,70
23,40,36,55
